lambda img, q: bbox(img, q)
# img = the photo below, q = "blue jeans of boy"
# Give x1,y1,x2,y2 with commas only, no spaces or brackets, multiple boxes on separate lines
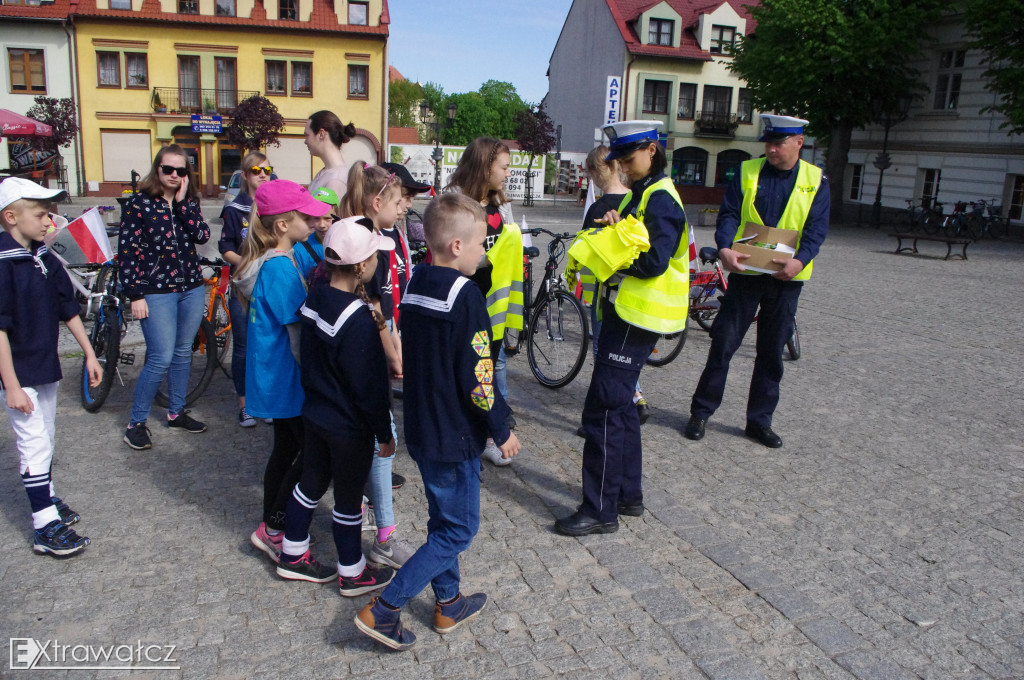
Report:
130,286,205,424
380,457,481,606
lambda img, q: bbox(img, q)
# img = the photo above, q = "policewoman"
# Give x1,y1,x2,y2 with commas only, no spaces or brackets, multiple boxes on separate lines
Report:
556,121,689,536
684,114,829,448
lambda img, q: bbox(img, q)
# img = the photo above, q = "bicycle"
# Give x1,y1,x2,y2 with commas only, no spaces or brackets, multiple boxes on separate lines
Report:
942,201,980,240
969,199,1010,240
503,227,590,388
197,256,233,379
688,247,801,361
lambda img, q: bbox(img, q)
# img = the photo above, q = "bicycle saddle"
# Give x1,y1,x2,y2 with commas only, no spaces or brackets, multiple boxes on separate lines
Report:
524,246,540,259
699,246,719,263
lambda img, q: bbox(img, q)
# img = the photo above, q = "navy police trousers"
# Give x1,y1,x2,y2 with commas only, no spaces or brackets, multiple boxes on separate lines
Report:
580,300,658,523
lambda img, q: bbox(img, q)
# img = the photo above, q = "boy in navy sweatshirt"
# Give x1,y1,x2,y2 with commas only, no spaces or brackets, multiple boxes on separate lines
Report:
355,192,521,650
0,178,102,556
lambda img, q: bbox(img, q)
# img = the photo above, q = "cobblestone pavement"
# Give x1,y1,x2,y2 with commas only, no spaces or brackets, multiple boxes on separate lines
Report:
2,200,1023,679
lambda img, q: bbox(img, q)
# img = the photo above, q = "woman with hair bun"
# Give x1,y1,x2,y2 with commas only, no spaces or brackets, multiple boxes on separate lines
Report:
305,110,357,198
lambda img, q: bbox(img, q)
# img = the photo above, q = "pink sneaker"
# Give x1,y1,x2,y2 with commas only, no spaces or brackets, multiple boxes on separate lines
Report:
250,522,283,563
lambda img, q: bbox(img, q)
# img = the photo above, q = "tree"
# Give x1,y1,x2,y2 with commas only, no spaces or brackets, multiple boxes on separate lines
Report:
478,80,529,139
16,96,78,155
965,0,1024,134
515,104,556,205
389,78,423,128
223,95,285,153
728,0,942,221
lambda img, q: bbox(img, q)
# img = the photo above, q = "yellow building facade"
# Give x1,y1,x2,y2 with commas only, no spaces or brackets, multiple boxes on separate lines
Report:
72,0,389,195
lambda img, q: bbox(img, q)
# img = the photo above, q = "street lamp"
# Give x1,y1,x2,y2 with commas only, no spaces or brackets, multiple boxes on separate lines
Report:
420,101,458,193
870,93,913,228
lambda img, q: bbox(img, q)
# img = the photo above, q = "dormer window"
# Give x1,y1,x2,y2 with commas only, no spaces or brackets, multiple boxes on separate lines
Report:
649,19,674,46
279,0,297,20
709,25,736,54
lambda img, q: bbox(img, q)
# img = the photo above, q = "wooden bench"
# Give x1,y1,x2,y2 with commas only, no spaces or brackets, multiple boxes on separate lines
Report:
888,233,972,261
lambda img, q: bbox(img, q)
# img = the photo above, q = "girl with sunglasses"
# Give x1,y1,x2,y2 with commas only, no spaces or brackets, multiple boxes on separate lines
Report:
119,144,211,451
218,152,273,428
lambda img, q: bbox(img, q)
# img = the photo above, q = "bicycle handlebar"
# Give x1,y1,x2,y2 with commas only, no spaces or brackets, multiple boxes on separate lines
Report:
199,256,227,267
522,227,577,240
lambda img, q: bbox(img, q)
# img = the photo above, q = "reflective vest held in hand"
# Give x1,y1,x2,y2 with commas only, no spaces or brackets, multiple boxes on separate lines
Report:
485,224,524,341
737,158,822,281
613,178,690,334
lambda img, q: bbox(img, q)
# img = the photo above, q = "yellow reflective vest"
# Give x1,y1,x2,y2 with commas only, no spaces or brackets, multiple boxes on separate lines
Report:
736,158,822,281
484,224,524,341
612,178,690,334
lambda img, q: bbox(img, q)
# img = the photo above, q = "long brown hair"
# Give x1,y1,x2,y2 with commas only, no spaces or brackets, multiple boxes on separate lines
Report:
136,144,199,201
446,136,510,207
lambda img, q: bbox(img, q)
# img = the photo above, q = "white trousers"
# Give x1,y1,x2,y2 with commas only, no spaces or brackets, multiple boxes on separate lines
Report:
3,382,60,528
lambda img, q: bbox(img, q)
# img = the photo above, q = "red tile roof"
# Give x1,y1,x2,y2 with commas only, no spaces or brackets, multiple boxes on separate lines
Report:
66,0,389,35
0,0,74,20
605,0,757,61
388,126,419,144
389,65,405,82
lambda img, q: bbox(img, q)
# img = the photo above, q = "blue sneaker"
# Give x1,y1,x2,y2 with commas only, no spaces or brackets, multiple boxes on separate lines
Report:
355,597,416,651
33,520,89,556
51,497,80,525
433,592,487,633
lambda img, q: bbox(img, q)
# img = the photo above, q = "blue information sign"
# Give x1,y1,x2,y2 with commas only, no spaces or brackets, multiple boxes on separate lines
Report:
190,114,223,134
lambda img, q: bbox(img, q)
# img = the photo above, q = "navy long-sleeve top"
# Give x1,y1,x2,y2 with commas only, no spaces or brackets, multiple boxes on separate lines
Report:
400,263,511,463
715,159,830,266
618,172,687,280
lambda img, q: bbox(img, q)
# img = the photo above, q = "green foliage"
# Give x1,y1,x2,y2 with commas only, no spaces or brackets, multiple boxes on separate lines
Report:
390,146,405,163
965,0,1024,134
223,95,285,153
388,78,422,128
414,80,531,146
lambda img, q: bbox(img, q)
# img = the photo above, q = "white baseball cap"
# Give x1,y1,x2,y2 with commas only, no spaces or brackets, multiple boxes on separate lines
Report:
323,216,395,266
0,177,67,211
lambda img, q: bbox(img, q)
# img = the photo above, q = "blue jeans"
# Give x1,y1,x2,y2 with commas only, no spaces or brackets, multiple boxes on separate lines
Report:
228,293,247,398
494,344,508,402
129,286,205,424
366,412,398,528
380,457,481,606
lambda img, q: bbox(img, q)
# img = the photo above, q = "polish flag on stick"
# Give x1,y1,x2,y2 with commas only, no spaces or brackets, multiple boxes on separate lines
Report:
65,207,114,263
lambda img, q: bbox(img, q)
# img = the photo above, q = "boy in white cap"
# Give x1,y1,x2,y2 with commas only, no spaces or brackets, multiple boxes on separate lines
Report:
0,177,103,556
684,113,830,448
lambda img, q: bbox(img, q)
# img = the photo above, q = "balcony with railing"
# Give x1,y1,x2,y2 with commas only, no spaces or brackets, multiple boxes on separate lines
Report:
694,111,739,138
151,87,260,115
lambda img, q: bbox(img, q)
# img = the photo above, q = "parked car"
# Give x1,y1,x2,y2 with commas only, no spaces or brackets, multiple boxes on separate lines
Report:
221,169,278,211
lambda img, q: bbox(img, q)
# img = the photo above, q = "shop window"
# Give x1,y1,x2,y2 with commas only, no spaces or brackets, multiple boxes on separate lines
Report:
715,149,750,185
673,146,707,185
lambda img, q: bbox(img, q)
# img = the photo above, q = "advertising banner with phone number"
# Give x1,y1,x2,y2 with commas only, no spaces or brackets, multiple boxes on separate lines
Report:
388,144,545,202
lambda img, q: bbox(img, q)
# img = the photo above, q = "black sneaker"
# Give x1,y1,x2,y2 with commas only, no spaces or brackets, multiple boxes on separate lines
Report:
339,563,395,597
391,473,406,490
124,422,152,450
276,550,336,583
167,410,207,433
33,520,89,556
50,497,80,525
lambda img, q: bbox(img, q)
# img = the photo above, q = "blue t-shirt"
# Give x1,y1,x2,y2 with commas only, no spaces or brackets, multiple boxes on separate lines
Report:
244,254,307,418
292,233,324,281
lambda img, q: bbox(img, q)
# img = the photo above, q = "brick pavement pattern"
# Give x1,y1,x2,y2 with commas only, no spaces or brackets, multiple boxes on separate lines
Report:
1,200,1022,678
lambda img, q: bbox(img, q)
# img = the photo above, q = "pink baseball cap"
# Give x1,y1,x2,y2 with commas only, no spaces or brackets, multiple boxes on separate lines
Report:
323,216,395,265
254,179,330,217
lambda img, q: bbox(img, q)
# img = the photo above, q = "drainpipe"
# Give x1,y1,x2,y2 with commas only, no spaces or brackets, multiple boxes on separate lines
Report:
64,18,85,196
381,37,388,164
621,54,636,120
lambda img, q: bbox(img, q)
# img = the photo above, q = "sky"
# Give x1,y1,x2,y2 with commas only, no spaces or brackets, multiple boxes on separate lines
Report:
386,0,574,105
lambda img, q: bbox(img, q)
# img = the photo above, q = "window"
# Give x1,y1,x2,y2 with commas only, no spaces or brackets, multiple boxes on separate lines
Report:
701,85,732,117
849,164,863,201
266,60,286,95
8,48,46,93
643,79,670,115
215,57,237,110
933,49,965,110
715,149,750,185
709,25,736,54
672,147,707,185
737,88,753,123
677,83,697,119
648,19,673,46
291,61,311,95
1009,175,1024,221
279,0,297,20
178,0,197,13
178,55,200,110
110,0,131,8
348,0,368,25
215,0,234,15
97,51,120,87
348,64,367,98
125,53,147,88
921,168,941,206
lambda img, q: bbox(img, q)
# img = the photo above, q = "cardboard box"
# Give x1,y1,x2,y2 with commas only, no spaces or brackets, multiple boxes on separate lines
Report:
732,222,798,273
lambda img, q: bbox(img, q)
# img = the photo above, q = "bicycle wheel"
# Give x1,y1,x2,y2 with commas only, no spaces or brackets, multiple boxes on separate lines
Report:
922,211,942,235
787,321,801,361
646,321,688,367
965,213,985,240
527,290,589,389
154,317,217,409
210,294,232,379
503,260,532,356
80,307,120,412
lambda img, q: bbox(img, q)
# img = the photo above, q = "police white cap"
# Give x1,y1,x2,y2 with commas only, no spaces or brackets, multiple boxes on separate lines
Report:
603,120,662,160
759,114,809,142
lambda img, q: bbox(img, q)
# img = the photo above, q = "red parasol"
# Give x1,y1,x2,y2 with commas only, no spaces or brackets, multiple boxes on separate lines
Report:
0,108,52,137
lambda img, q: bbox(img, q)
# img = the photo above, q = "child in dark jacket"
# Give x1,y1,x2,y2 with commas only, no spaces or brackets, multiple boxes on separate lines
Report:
355,193,521,651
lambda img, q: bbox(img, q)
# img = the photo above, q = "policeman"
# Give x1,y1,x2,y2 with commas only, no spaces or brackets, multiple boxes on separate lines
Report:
684,114,830,448
556,121,689,536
